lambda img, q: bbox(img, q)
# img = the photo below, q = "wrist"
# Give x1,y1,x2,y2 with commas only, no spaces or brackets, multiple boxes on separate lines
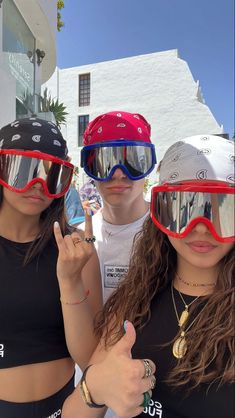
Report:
60,289,89,306
80,365,105,408
59,278,84,295
59,281,89,305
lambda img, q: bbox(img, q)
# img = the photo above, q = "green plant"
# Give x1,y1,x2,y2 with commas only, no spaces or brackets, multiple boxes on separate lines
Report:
39,88,68,128
20,88,68,128
57,0,65,31
48,99,68,128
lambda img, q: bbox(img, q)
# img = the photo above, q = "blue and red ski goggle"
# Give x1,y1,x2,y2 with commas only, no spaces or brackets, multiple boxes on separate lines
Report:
81,141,156,181
151,182,235,243
0,149,74,198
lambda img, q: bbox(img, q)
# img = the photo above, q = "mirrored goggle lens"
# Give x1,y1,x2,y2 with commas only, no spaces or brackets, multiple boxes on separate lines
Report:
0,154,72,195
83,145,154,179
152,190,235,239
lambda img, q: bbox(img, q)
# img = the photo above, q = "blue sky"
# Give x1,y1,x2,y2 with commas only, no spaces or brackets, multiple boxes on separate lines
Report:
57,0,234,137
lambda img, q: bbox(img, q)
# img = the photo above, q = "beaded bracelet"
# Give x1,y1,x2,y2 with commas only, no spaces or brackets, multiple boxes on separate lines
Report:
60,289,90,305
80,365,105,408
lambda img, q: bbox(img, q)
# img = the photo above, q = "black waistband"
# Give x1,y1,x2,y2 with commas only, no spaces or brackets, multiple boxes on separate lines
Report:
0,374,75,418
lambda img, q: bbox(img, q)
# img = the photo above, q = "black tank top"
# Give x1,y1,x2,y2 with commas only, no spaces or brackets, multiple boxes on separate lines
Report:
0,235,70,368
132,285,234,418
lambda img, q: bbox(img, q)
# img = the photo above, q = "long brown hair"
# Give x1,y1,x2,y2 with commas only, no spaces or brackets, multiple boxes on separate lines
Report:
0,185,72,264
95,216,234,388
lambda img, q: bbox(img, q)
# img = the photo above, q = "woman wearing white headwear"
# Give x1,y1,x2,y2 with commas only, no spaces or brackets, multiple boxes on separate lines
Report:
62,134,234,418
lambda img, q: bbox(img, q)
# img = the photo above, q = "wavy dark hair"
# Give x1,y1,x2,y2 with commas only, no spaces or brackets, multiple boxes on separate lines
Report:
0,185,72,265
95,216,234,389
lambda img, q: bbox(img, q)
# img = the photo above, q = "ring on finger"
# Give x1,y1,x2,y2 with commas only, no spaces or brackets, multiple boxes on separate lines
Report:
84,236,96,243
150,376,156,390
142,359,153,378
72,238,82,245
140,391,152,408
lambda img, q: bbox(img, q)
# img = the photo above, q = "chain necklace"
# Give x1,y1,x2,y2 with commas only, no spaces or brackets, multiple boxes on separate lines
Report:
176,272,216,288
171,282,207,359
103,209,149,239
104,223,132,239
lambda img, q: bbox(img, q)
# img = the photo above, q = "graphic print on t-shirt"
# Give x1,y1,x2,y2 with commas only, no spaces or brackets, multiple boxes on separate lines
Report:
143,398,163,417
104,264,129,289
0,343,4,358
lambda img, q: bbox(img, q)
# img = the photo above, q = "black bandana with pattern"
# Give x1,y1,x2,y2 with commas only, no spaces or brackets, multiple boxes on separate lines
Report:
0,117,68,160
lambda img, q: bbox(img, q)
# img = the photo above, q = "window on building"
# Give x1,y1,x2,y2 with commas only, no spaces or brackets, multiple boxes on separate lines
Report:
78,115,89,146
79,73,90,106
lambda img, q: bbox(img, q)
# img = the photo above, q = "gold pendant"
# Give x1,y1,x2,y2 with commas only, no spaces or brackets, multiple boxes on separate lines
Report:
172,333,187,359
178,309,189,327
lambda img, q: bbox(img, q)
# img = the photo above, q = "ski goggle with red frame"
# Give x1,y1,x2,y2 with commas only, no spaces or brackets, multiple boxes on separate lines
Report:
151,182,235,242
81,141,156,181
0,150,74,198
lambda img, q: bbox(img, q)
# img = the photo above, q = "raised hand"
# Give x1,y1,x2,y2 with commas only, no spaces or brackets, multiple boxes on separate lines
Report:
54,210,96,286
85,321,156,418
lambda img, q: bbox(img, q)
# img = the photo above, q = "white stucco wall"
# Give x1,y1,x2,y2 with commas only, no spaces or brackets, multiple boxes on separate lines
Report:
44,50,223,184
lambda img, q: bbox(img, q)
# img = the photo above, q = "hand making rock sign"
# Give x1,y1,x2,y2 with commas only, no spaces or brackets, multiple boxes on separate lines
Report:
54,209,103,369
54,209,96,286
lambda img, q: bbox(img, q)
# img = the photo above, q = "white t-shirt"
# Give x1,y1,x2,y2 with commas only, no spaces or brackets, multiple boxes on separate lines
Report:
77,209,149,418
80,209,149,302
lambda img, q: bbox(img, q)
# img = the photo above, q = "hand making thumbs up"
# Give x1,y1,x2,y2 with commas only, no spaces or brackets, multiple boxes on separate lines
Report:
77,321,156,418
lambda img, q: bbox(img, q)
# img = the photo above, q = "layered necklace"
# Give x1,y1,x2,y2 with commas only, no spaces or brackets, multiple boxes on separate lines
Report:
176,272,216,288
171,281,208,359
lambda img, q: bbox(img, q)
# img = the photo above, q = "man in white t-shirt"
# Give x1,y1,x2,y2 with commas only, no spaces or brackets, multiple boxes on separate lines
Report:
76,112,157,418
80,110,157,302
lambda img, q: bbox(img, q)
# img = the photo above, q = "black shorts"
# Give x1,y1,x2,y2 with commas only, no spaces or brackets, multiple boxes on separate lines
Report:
0,374,74,418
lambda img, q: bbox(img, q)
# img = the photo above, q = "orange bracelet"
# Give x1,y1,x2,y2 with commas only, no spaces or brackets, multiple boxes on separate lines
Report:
60,290,90,305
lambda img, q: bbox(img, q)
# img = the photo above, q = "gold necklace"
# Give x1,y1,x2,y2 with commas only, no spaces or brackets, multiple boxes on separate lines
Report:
176,272,216,288
171,282,207,359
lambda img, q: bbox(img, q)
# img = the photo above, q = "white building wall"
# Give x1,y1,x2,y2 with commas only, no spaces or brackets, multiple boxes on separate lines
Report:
45,50,223,184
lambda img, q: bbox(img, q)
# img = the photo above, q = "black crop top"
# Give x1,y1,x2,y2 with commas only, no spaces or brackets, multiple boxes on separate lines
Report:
0,235,70,368
132,285,235,418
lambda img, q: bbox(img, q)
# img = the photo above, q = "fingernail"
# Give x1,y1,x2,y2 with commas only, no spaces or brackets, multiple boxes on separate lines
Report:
54,221,59,228
86,208,92,216
123,320,128,333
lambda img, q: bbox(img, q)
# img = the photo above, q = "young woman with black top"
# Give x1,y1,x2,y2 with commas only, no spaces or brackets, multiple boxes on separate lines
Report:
62,134,234,418
0,118,102,417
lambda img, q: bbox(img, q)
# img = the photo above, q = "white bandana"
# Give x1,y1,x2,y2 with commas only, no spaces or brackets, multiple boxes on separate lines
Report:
159,135,234,185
